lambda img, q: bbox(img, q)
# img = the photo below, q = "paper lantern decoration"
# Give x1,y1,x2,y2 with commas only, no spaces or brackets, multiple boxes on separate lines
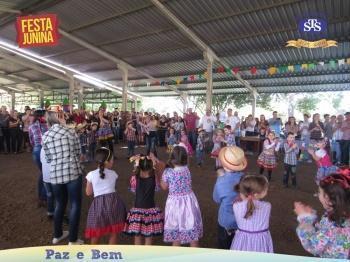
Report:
250,66,257,75
232,67,239,74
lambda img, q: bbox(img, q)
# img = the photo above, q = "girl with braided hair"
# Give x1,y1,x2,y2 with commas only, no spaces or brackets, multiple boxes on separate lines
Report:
85,147,126,244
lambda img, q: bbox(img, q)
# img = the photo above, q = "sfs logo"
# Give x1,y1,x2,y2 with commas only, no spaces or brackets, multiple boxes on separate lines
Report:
298,18,327,33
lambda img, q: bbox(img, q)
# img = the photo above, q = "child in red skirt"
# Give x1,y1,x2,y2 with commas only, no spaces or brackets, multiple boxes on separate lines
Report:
124,153,165,245
257,131,281,181
85,147,126,244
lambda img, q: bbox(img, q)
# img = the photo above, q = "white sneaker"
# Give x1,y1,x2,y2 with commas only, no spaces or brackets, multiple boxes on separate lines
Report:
68,239,84,245
52,231,69,244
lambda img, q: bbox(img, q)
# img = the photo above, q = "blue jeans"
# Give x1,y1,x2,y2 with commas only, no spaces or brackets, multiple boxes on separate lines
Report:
330,140,341,164
32,145,46,201
44,182,55,215
146,132,157,155
196,149,204,165
89,142,96,161
188,130,197,150
113,127,120,144
127,140,135,157
300,136,311,161
51,175,82,242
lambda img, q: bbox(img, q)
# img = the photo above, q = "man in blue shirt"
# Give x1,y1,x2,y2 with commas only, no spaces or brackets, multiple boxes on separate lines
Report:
213,146,247,249
268,111,282,137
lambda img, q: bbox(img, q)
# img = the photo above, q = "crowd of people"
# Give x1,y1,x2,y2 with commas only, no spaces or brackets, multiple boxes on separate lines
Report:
0,104,349,258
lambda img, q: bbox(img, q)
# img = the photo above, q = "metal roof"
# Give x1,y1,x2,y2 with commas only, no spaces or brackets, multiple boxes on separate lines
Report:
0,0,348,98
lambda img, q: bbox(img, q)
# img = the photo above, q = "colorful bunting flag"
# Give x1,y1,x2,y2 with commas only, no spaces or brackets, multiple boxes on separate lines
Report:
287,65,294,72
318,61,325,66
232,67,239,74
250,66,257,75
176,79,181,85
225,67,232,75
183,76,188,82
189,75,195,81
160,81,165,86
329,60,336,68
217,66,225,73
267,67,277,75
308,63,315,70
199,74,203,79
338,59,345,66
204,71,208,79
346,58,350,64
294,64,301,72
301,64,308,70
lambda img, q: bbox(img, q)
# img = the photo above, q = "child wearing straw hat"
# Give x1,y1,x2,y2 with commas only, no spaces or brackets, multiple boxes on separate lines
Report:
213,146,247,249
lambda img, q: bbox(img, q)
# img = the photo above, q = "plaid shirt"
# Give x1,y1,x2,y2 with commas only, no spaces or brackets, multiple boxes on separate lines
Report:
88,130,97,145
125,128,136,142
42,124,82,184
79,132,88,147
28,121,48,147
284,143,300,166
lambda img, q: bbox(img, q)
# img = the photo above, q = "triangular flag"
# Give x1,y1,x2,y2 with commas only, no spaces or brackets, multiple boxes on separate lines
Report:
146,82,151,87
338,59,345,66
198,74,203,79
176,79,181,85
183,76,188,82
301,64,308,70
329,60,336,68
232,67,239,74
294,64,301,72
250,66,257,75
346,58,350,64
204,71,208,79
225,67,232,75
287,65,294,72
217,66,225,73
318,61,325,66
160,81,165,86
267,67,277,75
308,63,315,70
189,75,195,81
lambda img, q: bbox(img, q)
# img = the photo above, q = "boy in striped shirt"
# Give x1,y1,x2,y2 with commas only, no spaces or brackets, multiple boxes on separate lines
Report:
283,132,300,188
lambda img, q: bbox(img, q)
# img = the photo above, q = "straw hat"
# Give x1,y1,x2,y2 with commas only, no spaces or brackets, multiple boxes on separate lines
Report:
91,122,98,127
218,146,247,171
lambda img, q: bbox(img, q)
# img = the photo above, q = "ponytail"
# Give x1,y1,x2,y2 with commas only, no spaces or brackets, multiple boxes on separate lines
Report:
99,162,105,179
244,197,255,219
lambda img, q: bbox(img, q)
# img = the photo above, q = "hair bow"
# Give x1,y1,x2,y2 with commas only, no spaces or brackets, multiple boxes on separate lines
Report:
320,169,350,189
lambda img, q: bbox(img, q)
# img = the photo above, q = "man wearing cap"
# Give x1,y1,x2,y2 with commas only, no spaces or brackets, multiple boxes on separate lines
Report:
42,111,84,245
184,108,199,149
340,112,350,165
213,146,247,249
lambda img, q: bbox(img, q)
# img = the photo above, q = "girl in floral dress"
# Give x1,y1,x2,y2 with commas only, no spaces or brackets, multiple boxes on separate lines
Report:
161,146,203,247
294,169,350,259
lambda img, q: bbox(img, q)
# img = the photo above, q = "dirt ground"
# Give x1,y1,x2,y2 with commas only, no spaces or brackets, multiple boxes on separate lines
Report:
0,144,323,256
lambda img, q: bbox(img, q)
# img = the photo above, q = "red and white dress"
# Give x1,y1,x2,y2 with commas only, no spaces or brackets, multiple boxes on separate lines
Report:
257,139,280,170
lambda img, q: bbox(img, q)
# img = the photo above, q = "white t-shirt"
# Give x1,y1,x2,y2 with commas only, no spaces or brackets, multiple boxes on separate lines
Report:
40,148,51,183
86,168,118,197
201,115,216,132
225,115,240,130
246,120,256,132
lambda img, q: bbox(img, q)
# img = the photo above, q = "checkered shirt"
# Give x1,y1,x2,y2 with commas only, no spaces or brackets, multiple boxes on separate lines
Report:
284,143,300,166
42,124,82,184
125,128,136,142
28,121,48,147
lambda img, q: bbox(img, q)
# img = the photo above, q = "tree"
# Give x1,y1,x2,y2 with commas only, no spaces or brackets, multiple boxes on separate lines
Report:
296,96,320,114
331,94,342,110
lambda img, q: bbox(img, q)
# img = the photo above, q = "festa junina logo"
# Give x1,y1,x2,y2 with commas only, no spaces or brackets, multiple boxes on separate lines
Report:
286,16,337,49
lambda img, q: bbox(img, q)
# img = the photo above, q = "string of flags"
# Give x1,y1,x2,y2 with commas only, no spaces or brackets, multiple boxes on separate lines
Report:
129,58,350,87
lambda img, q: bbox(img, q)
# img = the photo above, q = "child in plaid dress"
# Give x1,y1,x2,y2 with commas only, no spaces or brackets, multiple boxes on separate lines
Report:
85,148,126,244
124,121,137,158
124,154,165,244
88,122,98,162
257,131,281,181
283,132,300,188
